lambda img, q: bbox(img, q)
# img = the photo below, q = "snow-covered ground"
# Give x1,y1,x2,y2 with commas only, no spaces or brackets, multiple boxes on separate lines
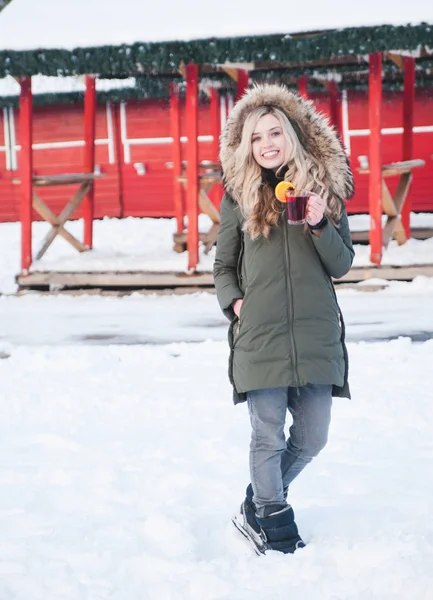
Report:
1,290,433,599
1,277,433,348
1,216,433,599
1,213,433,295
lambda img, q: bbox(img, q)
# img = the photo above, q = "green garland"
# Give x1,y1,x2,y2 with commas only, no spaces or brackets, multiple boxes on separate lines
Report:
1,25,433,106
0,23,432,79
1,72,432,108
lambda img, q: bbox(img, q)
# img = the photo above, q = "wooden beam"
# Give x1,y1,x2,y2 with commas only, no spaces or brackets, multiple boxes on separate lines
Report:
111,102,125,218
368,53,383,265
15,264,433,292
327,81,343,138
209,87,222,208
385,52,405,70
19,77,33,273
32,191,88,257
221,67,239,82
298,76,309,98
401,57,415,238
235,70,249,101
185,63,199,271
33,183,91,259
178,60,186,78
170,83,184,235
83,74,96,249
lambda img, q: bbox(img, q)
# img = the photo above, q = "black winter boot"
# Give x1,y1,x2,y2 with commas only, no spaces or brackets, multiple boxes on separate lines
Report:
232,485,267,554
256,504,305,554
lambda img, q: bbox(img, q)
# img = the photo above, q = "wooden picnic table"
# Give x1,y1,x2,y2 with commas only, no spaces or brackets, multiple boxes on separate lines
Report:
166,161,222,254
357,159,425,247
12,172,103,260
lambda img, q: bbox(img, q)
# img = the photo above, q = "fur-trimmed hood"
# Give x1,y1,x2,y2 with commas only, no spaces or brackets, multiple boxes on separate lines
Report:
219,83,354,203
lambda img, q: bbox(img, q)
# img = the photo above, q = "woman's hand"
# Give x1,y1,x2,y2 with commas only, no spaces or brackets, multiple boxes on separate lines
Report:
306,192,326,227
232,298,243,317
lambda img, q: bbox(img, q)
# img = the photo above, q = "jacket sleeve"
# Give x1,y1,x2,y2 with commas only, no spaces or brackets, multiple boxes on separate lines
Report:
213,194,243,320
310,204,354,279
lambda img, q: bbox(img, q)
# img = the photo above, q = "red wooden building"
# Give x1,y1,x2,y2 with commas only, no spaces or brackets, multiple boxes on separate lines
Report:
1,21,433,284
1,87,432,224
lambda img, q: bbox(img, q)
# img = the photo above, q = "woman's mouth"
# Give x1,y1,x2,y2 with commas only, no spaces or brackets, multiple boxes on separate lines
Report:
262,150,279,159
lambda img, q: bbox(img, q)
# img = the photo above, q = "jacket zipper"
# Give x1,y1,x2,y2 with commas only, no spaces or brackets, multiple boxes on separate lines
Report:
282,207,299,387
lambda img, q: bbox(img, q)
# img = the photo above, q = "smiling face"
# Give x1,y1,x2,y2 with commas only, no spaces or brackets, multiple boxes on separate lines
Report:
251,113,287,171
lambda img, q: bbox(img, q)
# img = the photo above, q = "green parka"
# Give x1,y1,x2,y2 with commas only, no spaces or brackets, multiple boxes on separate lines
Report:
213,84,355,404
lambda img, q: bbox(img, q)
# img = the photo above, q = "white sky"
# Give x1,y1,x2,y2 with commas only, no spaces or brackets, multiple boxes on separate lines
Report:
0,0,432,50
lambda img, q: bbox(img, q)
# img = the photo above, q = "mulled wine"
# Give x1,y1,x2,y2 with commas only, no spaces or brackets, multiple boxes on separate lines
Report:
286,194,308,224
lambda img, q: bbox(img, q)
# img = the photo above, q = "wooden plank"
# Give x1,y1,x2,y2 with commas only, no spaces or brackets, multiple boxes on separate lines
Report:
177,173,222,185
382,172,412,247
12,173,102,186
17,271,216,288
358,159,425,177
198,190,221,224
351,228,433,243
15,264,433,291
203,223,219,254
381,180,397,216
334,264,433,283
392,220,408,246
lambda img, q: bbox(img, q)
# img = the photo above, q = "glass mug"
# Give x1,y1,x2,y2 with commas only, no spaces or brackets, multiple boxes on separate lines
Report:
284,188,309,225
275,182,310,225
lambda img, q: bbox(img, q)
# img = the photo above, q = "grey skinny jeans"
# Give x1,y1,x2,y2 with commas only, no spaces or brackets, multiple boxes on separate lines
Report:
247,384,332,515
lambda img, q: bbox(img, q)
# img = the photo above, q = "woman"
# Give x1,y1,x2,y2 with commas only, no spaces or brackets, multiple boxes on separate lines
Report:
213,83,355,555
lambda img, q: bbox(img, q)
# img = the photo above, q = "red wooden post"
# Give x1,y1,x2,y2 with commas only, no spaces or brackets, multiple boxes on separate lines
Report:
19,77,33,273
170,83,184,235
327,81,343,139
210,87,220,163
401,57,415,238
368,53,383,264
235,70,249,101
111,102,125,218
83,74,96,248
185,63,199,271
209,87,222,207
298,76,309,99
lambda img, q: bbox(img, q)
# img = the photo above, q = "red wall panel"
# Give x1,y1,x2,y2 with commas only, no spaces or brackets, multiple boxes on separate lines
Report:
0,90,432,224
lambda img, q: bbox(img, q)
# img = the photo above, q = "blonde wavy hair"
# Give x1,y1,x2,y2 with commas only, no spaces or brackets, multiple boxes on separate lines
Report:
231,106,342,239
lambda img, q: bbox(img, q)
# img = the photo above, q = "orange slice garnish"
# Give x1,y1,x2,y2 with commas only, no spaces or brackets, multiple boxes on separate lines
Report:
275,181,295,202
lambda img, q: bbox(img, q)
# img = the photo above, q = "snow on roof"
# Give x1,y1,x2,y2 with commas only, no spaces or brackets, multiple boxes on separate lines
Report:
0,74,136,97
1,0,432,51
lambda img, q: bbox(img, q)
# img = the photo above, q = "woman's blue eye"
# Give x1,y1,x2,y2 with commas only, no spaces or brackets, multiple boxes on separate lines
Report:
272,131,281,137
252,136,260,143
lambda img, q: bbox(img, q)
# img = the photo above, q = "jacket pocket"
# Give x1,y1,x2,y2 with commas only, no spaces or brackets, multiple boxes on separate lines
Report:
227,317,238,387
237,234,245,293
